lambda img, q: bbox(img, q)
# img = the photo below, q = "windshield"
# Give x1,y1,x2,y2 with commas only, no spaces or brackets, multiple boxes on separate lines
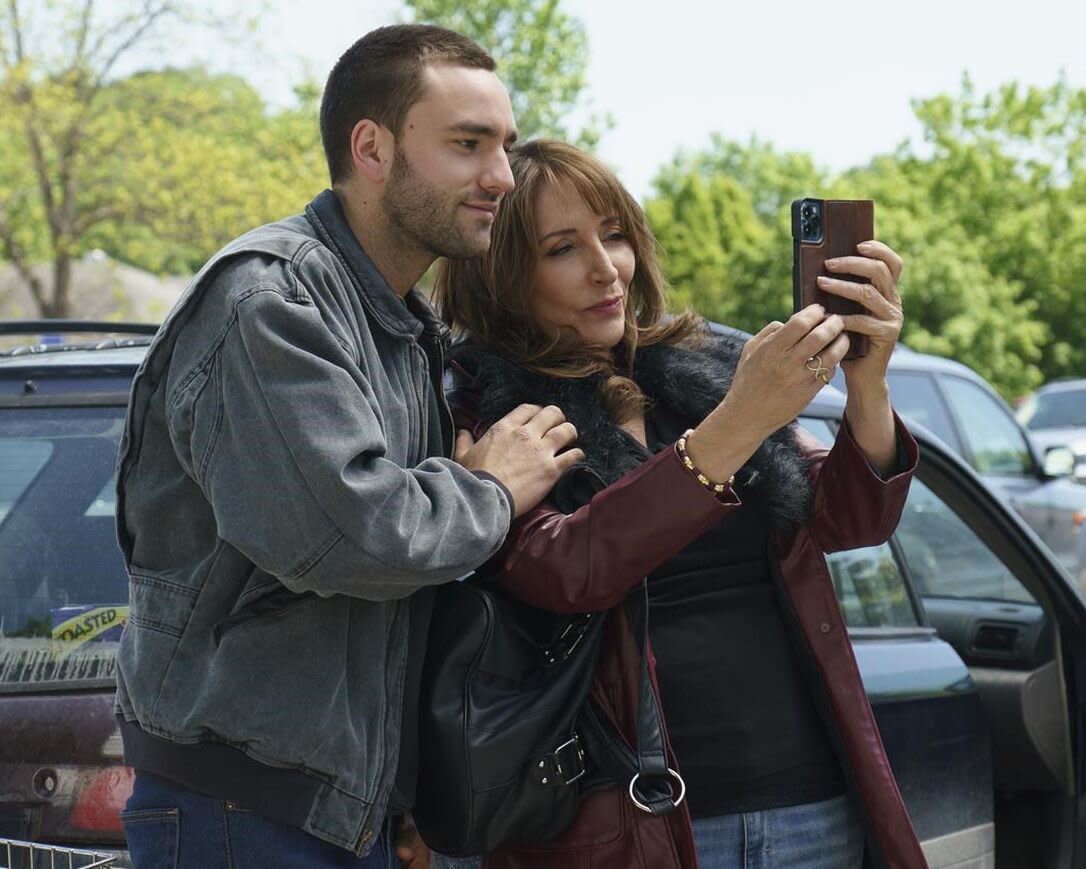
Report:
0,406,128,691
1019,388,1086,430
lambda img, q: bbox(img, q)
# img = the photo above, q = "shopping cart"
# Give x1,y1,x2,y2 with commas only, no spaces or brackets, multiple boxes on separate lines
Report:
0,838,117,868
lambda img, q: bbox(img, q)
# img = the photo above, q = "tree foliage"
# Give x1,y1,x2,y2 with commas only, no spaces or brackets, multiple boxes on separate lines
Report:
0,0,324,317
402,0,609,147
645,78,1086,398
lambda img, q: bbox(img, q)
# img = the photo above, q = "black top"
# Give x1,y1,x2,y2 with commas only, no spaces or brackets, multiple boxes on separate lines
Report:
645,411,844,818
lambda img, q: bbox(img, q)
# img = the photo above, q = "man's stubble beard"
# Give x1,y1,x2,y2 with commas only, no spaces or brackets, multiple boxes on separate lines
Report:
383,146,494,261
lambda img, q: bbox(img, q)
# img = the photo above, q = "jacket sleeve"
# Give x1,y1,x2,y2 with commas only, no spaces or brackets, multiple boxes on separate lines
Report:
801,411,919,553
174,287,512,601
494,447,741,614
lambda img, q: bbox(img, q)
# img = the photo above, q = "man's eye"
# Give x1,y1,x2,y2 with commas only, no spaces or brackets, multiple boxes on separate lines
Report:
456,139,478,150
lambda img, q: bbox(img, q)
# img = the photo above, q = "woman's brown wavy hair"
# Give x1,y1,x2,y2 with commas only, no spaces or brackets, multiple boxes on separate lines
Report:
435,139,703,422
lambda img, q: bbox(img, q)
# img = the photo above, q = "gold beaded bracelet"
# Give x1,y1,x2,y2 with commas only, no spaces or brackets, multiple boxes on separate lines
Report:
675,428,735,495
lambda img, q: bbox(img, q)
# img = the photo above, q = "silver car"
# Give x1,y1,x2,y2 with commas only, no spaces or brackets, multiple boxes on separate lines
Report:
1017,378,1086,480
833,346,1085,575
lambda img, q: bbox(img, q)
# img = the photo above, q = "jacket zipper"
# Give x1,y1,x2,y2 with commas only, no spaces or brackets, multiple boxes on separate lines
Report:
422,322,455,455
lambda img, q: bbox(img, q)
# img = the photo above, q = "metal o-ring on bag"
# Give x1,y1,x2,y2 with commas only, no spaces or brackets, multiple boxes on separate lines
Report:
628,768,687,814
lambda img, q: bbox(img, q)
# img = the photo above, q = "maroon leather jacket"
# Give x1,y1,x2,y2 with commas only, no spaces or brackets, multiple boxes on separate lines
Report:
452,366,926,869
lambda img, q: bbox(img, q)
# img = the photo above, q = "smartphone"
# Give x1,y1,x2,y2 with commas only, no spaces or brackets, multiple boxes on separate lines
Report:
791,198,874,360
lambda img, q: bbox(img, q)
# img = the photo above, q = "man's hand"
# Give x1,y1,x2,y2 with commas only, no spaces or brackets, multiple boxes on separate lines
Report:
455,403,585,518
395,816,431,868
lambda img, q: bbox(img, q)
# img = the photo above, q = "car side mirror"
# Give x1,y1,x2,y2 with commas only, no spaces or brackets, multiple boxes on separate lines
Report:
1043,445,1075,478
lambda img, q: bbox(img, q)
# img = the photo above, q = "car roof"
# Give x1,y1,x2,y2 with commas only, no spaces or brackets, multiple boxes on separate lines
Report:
0,343,150,369
1034,378,1086,396
0,321,154,372
887,344,984,379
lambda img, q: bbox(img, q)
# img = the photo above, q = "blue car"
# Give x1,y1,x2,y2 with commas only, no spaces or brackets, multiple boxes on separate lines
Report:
1,321,1086,867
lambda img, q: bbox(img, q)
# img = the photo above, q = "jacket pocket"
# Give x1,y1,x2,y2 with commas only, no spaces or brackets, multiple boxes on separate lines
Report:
214,586,319,643
127,570,201,638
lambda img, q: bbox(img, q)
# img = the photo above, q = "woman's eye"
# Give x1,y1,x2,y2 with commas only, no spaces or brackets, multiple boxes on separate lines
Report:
546,244,573,257
605,231,626,242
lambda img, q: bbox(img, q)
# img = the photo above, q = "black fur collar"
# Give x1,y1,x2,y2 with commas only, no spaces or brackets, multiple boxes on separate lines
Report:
450,332,811,529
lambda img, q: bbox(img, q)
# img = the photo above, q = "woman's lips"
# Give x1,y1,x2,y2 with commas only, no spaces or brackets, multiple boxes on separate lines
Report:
588,296,623,315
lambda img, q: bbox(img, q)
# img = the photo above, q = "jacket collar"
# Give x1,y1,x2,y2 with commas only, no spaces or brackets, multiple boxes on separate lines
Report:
305,189,446,342
449,334,813,529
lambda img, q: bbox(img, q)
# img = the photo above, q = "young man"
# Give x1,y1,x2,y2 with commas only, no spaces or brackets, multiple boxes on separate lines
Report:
114,25,582,868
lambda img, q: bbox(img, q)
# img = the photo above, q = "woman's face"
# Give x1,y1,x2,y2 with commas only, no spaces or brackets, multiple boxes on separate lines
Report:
529,180,636,349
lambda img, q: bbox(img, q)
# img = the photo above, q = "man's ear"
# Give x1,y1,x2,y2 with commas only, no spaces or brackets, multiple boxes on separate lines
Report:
350,119,395,184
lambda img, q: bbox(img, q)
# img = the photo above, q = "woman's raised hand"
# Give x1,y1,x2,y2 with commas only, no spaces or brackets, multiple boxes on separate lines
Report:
818,239,904,394
818,239,904,472
681,305,848,483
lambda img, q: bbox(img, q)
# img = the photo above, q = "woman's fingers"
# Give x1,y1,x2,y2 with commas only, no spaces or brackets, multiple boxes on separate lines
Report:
792,313,847,363
837,312,903,344
857,239,903,282
767,304,827,348
816,275,901,319
825,243,903,285
823,257,897,297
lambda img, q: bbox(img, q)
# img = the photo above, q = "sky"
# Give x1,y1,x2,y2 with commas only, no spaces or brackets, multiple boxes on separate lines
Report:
236,0,1086,200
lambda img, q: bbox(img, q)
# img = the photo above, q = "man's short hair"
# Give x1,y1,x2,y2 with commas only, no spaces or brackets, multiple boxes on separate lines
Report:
320,24,496,184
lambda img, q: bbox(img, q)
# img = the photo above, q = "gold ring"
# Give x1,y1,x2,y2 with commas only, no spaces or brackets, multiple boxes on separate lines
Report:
805,354,823,373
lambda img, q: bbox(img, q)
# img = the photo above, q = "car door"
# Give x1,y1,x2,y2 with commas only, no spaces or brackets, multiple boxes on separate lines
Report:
890,425,1086,867
799,414,995,868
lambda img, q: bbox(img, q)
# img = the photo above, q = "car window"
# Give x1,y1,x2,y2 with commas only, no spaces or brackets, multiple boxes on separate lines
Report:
1019,388,1086,430
0,440,51,522
798,415,919,629
895,477,1035,604
0,406,128,691
885,371,962,452
829,544,919,628
939,376,1033,475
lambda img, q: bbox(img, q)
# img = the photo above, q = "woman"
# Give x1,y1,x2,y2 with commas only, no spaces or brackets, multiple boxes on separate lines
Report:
435,140,926,869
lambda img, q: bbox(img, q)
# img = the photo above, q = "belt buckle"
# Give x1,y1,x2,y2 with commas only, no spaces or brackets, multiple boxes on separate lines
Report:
540,734,585,786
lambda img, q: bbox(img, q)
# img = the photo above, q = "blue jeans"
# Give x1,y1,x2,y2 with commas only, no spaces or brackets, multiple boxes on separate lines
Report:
431,856,481,869
121,772,396,868
691,794,863,869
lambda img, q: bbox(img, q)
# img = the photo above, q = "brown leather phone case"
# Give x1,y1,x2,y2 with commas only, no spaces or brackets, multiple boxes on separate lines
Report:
792,198,873,360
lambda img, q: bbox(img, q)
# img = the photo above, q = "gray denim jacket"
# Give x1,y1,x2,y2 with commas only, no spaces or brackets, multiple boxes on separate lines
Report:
114,190,511,853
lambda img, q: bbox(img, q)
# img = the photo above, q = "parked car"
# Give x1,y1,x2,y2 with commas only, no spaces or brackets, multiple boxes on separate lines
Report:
4,320,1086,867
1017,378,1086,481
0,321,152,865
833,344,1086,575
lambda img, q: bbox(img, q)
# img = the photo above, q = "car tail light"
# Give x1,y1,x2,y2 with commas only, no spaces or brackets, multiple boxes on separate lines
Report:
68,767,133,834
1074,510,1086,527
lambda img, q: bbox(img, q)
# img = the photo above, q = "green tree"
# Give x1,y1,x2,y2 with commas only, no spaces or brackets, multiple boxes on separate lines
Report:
884,76,1086,385
643,77,1086,398
645,136,826,332
402,0,609,147
840,153,1047,399
0,0,323,318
